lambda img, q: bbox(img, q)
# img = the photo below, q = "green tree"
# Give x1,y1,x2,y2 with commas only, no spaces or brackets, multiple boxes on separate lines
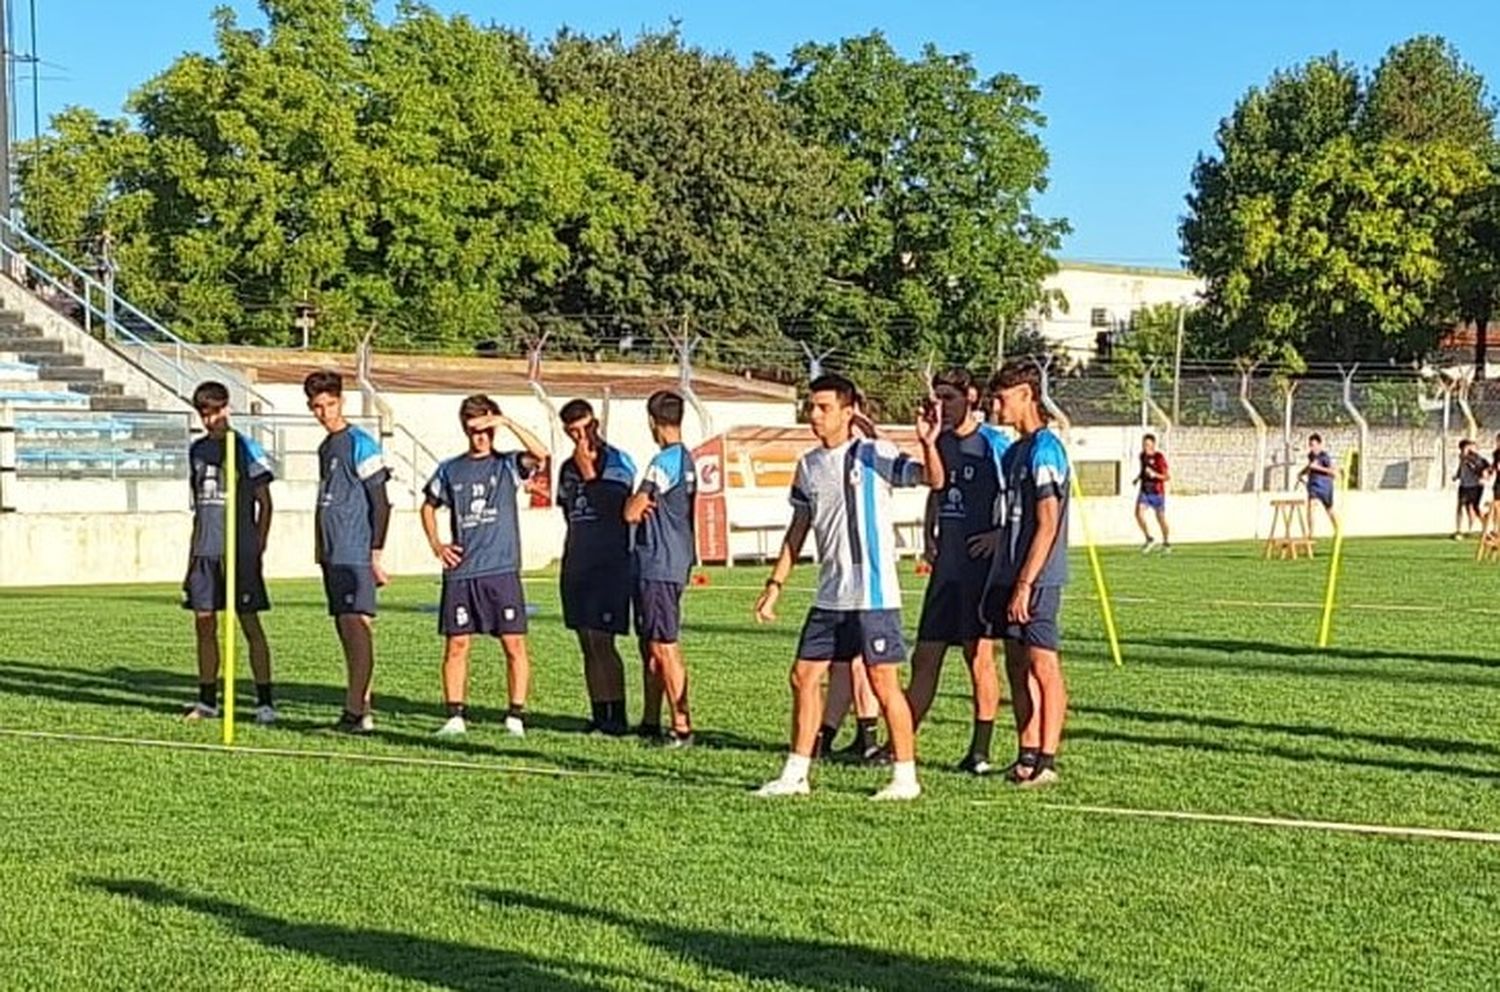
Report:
779,33,1067,374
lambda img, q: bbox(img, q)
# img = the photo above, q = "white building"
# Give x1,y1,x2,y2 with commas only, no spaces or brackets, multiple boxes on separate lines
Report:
1028,261,1205,362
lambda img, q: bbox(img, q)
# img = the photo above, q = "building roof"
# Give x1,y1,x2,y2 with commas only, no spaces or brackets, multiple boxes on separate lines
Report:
1054,259,1201,281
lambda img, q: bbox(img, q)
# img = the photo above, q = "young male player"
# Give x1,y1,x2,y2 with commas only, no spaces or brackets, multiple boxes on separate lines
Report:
1453,439,1488,540
1134,433,1171,553
981,361,1070,788
182,381,277,724
753,374,944,800
421,395,548,737
556,398,636,735
1297,433,1339,539
624,390,697,746
305,370,391,734
904,368,1009,775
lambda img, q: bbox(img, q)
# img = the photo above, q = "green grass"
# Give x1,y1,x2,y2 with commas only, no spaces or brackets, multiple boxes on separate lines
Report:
4,537,1500,990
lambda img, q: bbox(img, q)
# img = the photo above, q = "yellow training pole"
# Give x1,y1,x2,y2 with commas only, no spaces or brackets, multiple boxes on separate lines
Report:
1316,467,1347,649
1070,473,1123,667
222,428,238,746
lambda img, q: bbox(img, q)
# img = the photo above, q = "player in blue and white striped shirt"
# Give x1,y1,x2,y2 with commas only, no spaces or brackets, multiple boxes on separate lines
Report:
753,374,945,800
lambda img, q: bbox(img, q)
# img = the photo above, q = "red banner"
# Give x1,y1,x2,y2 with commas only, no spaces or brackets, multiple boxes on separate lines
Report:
693,436,729,564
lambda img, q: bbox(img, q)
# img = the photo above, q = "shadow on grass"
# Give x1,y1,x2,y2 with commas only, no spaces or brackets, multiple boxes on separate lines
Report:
481,888,1095,991
1074,704,1500,761
1126,635,1500,671
85,879,678,992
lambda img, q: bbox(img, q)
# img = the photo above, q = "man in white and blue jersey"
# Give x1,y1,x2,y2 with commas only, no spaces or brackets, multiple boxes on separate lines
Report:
181,380,277,725
421,394,548,738
980,361,1070,788
906,367,1009,775
754,374,944,800
305,370,392,735
624,390,697,746
557,398,637,736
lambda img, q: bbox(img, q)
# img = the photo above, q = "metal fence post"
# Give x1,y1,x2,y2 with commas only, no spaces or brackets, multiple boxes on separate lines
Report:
0,402,15,512
1238,365,1267,537
1339,365,1367,490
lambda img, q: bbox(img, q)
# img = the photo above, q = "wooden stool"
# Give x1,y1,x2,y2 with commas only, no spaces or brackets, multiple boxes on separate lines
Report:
1264,498,1315,560
1477,502,1500,563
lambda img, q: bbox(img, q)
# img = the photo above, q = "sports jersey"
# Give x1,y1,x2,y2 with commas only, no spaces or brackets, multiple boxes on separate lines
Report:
316,425,391,566
634,443,697,584
424,451,537,578
990,427,1070,589
189,432,274,558
931,424,1008,575
557,443,636,574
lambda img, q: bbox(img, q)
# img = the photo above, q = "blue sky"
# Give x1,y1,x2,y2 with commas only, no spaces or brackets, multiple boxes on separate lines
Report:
19,1,1500,267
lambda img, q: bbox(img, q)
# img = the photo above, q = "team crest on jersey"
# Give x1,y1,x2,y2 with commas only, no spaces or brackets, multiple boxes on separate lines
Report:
962,465,975,480
848,460,863,487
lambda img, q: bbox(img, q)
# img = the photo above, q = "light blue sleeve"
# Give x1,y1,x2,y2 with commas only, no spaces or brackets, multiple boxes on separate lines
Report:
640,448,681,497
424,459,449,506
240,434,275,484
351,427,387,481
1031,431,1070,499
603,447,637,488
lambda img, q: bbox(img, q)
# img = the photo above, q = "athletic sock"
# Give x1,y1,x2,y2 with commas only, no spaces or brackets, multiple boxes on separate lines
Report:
605,700,626,728
817,725,838,756
969,719,994,761
1036,752,1057,772
445,701,468,719
891,760,918,788
781,753,812,783
854,717,878,751
507,703,525,722
198,682,217,709
590,701,606,726
254,683,274,708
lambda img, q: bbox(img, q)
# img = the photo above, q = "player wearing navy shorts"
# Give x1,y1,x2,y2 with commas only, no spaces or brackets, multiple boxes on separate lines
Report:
421,394,548,738
1134,433,1171,553
753,374,944,800
181,380,277,724
306,370,391,734
1297,433,1339,539
624,391,697,746
1453,439,1488,539
904,368,1008,775
556,398,636,735
981,361,1071,788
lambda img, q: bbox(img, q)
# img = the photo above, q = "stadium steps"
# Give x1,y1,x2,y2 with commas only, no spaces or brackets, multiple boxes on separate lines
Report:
0,315,152,413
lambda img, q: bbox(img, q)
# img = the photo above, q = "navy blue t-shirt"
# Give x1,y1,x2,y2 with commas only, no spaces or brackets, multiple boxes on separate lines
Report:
932,424,1009,577
425,451,537,578
634,442,697,584
189,432,275,559
316,425,390,566
557,443,636,576
1306,451,1334,499
990,427,1070,589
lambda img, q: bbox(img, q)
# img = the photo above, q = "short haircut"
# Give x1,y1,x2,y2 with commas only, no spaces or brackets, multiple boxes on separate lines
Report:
932,367,975,394
1143,433,1157,444
1308,433,1322,443
1460,438,1474,450
192,381,230,411
459,394,501,421
303,370,343,399
988,360,1042,398
808,374,859,408
559,398,594,425
646,390,685,427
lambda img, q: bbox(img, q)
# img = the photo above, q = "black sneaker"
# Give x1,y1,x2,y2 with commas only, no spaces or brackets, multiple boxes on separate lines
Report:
837,740,890,766
331,711,373,735
635,722,663,742
956,753,994,776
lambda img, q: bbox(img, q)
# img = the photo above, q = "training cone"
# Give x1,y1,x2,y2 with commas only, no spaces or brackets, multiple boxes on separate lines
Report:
915,561,932,576
691,572,710,587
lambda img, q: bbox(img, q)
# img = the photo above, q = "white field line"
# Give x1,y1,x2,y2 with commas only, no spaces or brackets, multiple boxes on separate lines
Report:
1004,802,1500,845
0,728,593,778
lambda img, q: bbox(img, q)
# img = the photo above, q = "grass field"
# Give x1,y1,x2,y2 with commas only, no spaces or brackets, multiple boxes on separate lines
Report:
5,537,1500,990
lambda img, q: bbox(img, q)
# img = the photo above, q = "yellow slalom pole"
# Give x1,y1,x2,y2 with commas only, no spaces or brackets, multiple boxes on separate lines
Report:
222,428,238,746
1070,472,1123,667
1316,467,1347,649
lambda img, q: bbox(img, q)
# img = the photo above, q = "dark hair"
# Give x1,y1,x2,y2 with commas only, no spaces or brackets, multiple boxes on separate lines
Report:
1143,433,1157,444
989,361,1043,398
808,374,859,408
1460,438,1474,450
1309,433,1322,444
932,367,975,394
192,381,231,411
459,394,501,421
303,370,343,400
646,390,685,427
559,398,594,425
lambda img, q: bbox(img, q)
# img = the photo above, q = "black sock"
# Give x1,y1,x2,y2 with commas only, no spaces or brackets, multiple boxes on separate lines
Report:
605,700,626,728
198,682,217,709
817,724,838,756
254,683,274,708
590,701,606,726
969,720,994,760
1036,752,1057,772
638,721,662,737
446,701,468,719
507,703,525,721
1018,747,1041,767
855,717,878,751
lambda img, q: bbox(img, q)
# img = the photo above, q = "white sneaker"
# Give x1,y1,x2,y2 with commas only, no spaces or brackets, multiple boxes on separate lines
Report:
359,713,375,733
1017,767,1059,790
1141,540,1157,554
870,779,922,802
253,704,278,726
183,702,218,721
754,777,810,798
504,716,525,738
435,715,467,737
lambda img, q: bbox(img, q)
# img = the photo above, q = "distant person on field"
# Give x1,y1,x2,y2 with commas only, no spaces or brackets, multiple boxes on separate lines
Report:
1133,433,1171,553
182,381,277,724
421,394,548,738
305,370,391,735
1452,438,1488,540
624,390,698,747
980,361,1071,788
752,374,944,800
1297,433,1339,539
556,398,636,736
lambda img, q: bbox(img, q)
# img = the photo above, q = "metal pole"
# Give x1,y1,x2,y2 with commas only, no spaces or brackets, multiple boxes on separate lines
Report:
0,0,12,225
1339,364,1366,490
0,401,16,512
1171,304,1185,425
996,315,1006,369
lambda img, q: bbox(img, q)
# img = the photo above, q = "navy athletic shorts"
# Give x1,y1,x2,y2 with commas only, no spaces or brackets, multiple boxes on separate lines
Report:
634,580,684,643
981,584,1063,652
796,608,907,665
915,558,988,646
440,572,528,637
561,567,631,635
182,555,270,614
322,563,378,617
